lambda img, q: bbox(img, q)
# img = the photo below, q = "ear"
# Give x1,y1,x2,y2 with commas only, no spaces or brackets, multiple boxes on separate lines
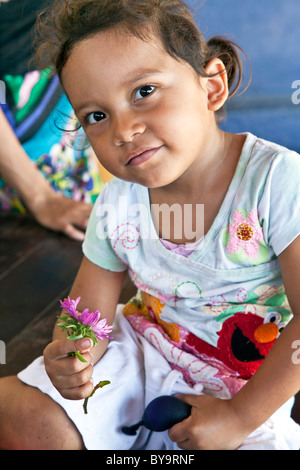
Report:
204,58,229,111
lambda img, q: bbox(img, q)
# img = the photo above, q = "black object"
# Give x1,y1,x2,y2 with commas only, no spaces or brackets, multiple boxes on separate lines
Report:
122,395,192,435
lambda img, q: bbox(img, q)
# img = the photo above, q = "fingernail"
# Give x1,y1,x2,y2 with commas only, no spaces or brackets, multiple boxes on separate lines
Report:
81,339,92,348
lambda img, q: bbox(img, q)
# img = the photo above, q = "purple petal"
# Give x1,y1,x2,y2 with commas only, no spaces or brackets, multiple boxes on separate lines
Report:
59,298,113,342
79,308,91,323
60,296,81,316
88,311,101,326
80,309,101,326
93,318,113,340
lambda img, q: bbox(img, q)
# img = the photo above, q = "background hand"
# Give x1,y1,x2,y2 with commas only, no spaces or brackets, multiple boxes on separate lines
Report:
29,191,92,241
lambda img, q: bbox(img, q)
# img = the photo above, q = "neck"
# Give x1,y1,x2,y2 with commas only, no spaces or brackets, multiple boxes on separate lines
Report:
148,130,246,242
152,127,231,201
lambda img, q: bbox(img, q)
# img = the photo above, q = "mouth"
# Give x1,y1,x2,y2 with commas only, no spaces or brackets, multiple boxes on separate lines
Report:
125,146,162,167
231,325,264,362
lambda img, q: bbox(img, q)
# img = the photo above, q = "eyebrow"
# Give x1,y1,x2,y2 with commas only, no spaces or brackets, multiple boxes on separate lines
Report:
123,68,163,87
73,68,163,116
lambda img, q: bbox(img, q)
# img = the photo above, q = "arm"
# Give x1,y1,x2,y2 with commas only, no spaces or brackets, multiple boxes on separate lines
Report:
231,235,300,426
0,108,92,240
44,256,127,400
169,236,300,450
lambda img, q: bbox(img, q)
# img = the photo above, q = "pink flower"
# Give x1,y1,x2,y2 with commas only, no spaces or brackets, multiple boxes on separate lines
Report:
60,296,112,341
93,318,113,341
60,296,80,318
226,210,264,259
58,296,112,413
80,307,101,326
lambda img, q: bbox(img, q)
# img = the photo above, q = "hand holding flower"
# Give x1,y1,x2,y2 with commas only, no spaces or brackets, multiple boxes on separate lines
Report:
43,336,94,402
58,296,112,361
47,296,113,413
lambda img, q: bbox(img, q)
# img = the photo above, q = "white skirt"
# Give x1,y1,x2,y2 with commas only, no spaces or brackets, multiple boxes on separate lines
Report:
18,305,300,450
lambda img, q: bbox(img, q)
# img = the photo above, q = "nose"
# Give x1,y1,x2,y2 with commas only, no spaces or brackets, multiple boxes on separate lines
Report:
254,322,279,344
113,109,146,146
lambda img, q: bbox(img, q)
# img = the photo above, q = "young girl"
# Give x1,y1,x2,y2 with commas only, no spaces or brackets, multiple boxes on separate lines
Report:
1,0,300,450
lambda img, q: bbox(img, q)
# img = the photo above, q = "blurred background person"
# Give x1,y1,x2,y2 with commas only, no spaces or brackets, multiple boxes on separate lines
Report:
0,0,103,240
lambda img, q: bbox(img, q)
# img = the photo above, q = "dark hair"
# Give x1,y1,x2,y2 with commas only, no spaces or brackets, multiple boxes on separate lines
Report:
36,0,249,120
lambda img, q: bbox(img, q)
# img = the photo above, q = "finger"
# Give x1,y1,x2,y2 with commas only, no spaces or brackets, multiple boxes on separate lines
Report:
63,222,86,241
176,438,194,450
60,377,95,401
48,351,93,377
65,203,92,226
175,393,200,407
55,362,94,388
69,338,93,356
44,338,92,361
65,199,92,216
77,201,93,216
168,414,191,444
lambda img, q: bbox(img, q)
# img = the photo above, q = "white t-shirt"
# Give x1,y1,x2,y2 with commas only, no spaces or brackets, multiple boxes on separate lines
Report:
83,133,300,379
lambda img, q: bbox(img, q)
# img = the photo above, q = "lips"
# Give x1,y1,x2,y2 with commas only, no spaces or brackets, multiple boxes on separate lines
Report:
125,146,162,167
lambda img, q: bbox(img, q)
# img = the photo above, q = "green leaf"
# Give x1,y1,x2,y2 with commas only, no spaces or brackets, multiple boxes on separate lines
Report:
67,334,84,340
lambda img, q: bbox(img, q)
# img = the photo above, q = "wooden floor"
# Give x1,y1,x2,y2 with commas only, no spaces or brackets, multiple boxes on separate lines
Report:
1,211,300,427
0,212,135,378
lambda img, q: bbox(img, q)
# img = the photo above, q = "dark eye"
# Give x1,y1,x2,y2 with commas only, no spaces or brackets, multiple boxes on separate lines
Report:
134,85,155,101
85,111,106,124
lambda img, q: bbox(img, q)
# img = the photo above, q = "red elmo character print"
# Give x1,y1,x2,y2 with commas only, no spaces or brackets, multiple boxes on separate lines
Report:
186,312,282,380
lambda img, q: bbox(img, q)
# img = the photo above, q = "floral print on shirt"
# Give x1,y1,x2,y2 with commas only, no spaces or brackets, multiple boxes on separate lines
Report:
222,209,269,265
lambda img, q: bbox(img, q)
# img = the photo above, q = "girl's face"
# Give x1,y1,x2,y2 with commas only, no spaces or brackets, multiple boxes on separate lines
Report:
62,28,221,189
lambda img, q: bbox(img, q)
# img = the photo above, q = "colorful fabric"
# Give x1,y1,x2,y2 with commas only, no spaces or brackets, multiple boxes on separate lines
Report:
18,307,300,450
124,238,245,398
0,69,102,212
82,133,300,385
123,296,246,398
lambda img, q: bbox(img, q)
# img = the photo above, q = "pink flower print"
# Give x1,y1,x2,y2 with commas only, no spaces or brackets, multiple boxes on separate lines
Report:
226,210,264,259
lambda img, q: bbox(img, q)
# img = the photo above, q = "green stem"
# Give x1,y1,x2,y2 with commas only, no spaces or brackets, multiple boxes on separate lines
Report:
68,351,87,362
83,380,111,414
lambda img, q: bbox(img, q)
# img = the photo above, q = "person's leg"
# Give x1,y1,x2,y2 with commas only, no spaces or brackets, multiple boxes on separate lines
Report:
0,376,85,450
5,309,147,450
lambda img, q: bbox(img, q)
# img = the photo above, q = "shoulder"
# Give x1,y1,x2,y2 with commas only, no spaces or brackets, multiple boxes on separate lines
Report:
246,136,300,256
247,133,300,172
98,176,132,194
239,133,300,197
242,134,300,217
94,177,140,206
91,178,148,236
